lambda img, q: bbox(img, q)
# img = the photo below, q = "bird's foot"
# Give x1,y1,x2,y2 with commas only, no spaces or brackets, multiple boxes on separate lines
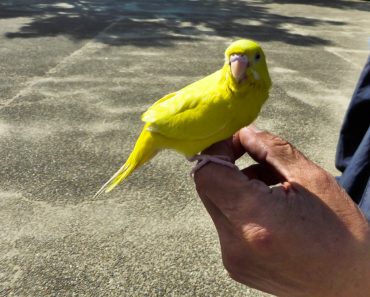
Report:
188,154,238,176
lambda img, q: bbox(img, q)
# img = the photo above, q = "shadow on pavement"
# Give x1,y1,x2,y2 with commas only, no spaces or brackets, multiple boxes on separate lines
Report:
271,0,370,10
0,0,357,47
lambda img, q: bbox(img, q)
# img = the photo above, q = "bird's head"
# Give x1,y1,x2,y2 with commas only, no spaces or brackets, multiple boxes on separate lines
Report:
224,39,271,90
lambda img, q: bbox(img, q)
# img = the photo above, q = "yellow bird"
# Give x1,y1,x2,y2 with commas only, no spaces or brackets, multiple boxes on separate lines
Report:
95,39,271,197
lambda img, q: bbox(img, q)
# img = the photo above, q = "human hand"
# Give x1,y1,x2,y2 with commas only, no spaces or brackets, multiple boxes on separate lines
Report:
194,126,370,297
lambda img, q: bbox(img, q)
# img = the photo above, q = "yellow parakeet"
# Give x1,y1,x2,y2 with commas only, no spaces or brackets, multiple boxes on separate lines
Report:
94,39,271,197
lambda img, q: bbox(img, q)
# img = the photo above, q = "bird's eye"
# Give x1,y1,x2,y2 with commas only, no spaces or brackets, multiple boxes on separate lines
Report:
255,53,261,61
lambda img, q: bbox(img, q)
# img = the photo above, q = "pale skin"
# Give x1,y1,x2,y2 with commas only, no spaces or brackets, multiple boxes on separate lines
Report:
194,126,370,297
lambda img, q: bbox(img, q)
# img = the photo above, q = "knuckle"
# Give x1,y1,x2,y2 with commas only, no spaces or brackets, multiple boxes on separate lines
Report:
241,223,275,255
269,136,294,154
221,228,275,282
265,136,303,163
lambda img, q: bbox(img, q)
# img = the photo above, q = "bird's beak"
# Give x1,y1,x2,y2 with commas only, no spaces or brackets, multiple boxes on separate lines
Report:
230,54,248,83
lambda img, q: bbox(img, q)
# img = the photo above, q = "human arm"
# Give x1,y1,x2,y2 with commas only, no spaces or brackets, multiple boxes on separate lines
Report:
194,126,370,297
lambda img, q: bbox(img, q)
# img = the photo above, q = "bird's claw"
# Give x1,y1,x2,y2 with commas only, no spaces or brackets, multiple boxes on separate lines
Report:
188,154,238,177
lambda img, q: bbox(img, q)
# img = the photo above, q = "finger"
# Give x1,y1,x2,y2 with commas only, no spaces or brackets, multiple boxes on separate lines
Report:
197,190,259,276
197,190,238,241
201,132,245,163
231,131,246,160
194,162,272,219
238,126,319,186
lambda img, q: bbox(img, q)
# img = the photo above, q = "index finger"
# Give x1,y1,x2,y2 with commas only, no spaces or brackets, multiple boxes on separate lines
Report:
201,132,246,163
194,162,272,219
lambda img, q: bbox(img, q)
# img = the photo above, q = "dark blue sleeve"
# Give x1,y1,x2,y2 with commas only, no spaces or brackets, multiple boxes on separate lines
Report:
336,55,370,220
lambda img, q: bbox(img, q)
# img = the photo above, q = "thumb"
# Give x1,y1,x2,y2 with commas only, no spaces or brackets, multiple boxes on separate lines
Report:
239,127,321,187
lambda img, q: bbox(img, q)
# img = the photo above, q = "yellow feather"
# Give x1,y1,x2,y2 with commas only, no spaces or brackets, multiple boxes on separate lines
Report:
94,126,158,197
94,39,271,197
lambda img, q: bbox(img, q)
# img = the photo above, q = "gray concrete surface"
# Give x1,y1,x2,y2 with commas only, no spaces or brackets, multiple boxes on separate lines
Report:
1,1,369,296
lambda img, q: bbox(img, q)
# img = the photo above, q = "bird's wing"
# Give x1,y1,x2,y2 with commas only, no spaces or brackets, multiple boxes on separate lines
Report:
141,70,232,140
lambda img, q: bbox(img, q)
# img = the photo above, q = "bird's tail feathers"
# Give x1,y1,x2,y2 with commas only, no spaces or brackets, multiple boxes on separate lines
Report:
94,131,157,198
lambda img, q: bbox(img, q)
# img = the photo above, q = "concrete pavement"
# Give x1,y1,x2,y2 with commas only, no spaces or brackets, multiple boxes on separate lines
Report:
1,1,369,296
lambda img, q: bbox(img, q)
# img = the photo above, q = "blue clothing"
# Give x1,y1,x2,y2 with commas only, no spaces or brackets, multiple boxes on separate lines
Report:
336,56,370,221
